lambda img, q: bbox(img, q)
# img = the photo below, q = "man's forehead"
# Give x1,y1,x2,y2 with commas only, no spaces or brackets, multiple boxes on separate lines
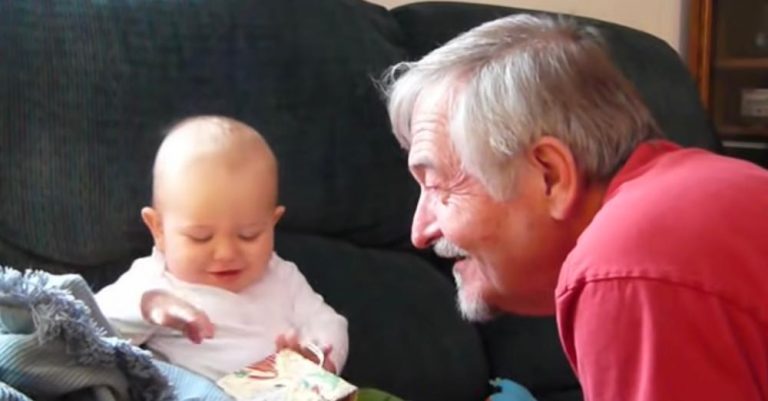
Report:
408,94,452,167
407,122,447,167
412,81,453,118
407,125,464,181
407,78,471,175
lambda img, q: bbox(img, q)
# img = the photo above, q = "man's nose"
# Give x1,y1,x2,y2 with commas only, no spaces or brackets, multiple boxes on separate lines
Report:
411,192,441,249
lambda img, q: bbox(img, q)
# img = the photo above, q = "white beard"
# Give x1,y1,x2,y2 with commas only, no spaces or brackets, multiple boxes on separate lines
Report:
453,269,495,322
433,238,496,322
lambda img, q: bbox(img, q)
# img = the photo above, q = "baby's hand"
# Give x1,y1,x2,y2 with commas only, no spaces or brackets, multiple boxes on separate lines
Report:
275,331,337,374
141,289,215,344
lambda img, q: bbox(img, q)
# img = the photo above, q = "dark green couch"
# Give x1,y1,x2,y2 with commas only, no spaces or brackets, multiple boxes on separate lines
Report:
0,1,718,401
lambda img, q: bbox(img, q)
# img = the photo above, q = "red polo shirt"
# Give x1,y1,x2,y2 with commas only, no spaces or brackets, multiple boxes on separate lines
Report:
557,140,768,401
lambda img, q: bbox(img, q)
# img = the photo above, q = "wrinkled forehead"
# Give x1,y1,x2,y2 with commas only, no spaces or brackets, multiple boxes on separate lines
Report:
407,84,463,171
390,69,467,147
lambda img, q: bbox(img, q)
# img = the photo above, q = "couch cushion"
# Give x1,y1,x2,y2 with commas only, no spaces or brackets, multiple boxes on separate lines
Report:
275,232,488,401
0,0,416,274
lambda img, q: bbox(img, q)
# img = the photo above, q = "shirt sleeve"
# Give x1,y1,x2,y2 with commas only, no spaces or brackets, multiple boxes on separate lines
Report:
280,259,349,373
94,255,165,345
557,278,768,401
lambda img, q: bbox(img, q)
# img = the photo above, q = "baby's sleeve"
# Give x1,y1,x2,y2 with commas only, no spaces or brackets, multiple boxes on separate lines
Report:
281,260,349,373
95,256,163,345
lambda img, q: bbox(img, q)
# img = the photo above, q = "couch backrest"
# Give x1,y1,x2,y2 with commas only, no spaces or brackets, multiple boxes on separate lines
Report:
0,0,717,277
0,4,491,400
0,3,716,400
0,0,419,283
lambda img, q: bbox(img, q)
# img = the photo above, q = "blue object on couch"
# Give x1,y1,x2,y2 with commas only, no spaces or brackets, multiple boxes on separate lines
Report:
0,267,232,401
488,378,537,401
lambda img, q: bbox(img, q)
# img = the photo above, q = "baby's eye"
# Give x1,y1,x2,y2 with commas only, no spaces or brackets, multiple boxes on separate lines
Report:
186,233,212,243
239,232,261,242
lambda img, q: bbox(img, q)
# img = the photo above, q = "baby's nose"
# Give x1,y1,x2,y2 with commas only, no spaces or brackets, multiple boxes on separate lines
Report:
213,237,239,261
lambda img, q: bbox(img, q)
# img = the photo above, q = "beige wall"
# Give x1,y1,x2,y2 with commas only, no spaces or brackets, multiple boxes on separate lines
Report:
368,0,690,54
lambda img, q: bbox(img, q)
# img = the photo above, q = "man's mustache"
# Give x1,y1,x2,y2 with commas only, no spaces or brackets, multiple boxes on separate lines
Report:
433,239,469,259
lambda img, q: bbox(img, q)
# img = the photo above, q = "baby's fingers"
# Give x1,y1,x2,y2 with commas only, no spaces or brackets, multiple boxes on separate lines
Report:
275,330,300,350
183,311,215,344
146,297,215,343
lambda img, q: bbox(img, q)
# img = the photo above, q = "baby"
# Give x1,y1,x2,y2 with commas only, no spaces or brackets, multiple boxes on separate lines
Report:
96,116,348,381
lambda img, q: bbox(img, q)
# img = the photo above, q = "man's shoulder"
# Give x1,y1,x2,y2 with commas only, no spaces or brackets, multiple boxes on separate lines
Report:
602,145,768,217
579,146,768,256
559,147,768,305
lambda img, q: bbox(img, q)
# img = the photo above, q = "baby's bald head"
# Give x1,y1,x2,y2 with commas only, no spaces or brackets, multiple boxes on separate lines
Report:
143,116,285,292
152,116,278,209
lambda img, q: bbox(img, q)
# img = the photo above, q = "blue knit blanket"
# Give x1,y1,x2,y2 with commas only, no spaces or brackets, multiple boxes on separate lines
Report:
0,267,232,401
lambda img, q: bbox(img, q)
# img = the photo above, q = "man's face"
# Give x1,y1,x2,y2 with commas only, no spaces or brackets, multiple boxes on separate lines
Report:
407,85,562,317
147,158,284,293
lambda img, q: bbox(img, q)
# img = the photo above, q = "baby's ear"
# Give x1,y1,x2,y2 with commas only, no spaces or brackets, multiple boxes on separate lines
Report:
273,205,286,224
141,207,165,251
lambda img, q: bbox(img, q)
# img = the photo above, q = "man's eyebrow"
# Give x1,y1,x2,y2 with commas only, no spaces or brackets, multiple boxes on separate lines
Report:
408,154,434,170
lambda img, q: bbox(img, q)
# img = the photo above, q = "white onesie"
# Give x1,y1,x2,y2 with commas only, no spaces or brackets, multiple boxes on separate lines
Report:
95,249,348,381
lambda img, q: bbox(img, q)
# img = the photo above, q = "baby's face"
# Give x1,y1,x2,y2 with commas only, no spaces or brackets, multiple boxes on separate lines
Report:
150,159,283,293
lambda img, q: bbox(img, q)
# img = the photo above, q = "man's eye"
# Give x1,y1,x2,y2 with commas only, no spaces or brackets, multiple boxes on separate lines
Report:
423,185,449,205
424,184,446,194
438,190,450,205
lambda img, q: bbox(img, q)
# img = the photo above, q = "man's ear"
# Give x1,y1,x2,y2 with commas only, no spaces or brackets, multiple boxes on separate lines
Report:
141,206,165,252
527,137,580,220
273,205,286,225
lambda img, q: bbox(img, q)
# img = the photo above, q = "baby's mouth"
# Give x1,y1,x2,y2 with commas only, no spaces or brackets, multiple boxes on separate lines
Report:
209,270,242,277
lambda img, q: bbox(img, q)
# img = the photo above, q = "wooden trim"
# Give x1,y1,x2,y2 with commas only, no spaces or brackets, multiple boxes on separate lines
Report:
715,57,768,69
718,125,768,137
687,0,714,109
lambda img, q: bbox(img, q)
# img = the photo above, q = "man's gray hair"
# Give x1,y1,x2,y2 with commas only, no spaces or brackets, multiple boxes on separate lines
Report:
380,14,662,199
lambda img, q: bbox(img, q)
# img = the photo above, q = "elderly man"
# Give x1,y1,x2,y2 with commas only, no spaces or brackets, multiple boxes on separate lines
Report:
381,14,768,401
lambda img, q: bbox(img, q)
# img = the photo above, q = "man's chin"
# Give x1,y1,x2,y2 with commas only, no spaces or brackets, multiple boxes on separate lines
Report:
456,290,498,322
452,258,498,322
